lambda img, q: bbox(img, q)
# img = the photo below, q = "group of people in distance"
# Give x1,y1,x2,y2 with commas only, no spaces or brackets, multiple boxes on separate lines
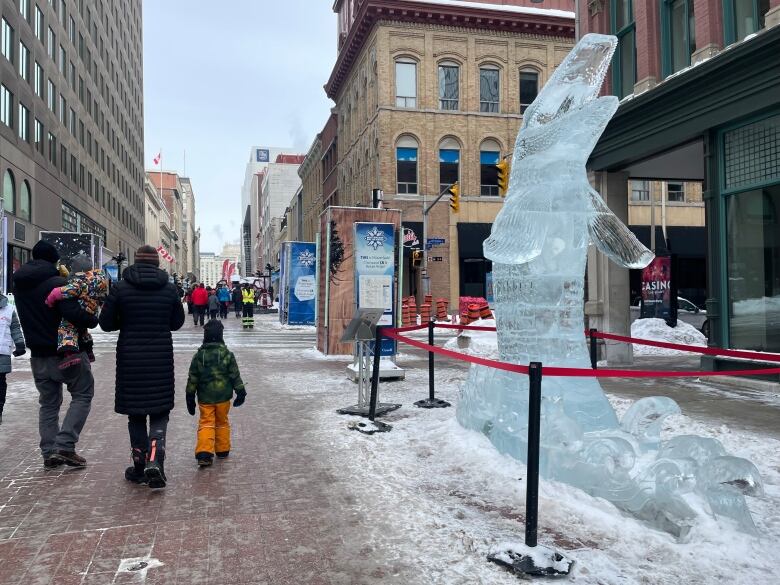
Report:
1,241,247,489
184,281,272,330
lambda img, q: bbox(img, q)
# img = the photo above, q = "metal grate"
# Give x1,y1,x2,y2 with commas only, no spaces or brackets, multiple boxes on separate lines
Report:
724,114,780,191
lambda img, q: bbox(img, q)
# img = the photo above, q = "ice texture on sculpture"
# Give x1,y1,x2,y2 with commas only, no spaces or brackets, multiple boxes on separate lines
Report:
456,34,763,538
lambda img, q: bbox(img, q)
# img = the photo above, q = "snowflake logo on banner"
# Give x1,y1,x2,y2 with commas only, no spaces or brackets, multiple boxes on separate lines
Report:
298,250,316,268
365,226,386,250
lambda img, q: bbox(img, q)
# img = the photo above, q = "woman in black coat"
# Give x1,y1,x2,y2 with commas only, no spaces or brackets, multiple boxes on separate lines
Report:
231,285,243,318
99,246,185,488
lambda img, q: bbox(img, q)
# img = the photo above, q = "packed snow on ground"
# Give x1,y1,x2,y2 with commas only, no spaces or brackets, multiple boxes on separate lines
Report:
283,356,780,585
631,318,707,356
442,318,497,357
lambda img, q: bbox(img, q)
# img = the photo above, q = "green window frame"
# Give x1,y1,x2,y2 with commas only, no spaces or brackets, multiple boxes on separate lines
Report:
610,0,636,99
723,0,770,45
661,0,696,78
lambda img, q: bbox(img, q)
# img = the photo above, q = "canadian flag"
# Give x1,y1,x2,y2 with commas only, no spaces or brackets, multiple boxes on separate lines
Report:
156,245,175,263
153,152,161,166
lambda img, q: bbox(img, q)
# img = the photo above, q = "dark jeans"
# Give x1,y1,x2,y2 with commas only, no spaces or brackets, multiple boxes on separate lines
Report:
234,302,241,317
193,305,205,325
31,354,94,456
209,309,218,320
219,301,228,319
128,411,170,458
0,373,6,414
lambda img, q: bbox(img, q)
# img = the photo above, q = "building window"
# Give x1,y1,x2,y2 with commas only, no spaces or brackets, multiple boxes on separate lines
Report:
611,0,636,98
58,45,66,74
480,140,501,196
479,66,500,113
0,85,12,128
35,6,43,41
1,18,12,62
667,182,685,202
396,136,418,194
48,132,57,165
59,95,66,124
438,62,459,110
3,170,15,214
631,179,650,201
69,60,75,89
20,0,30,21
47,27,55,62
34,62,42,96
725,0,770,44
19,41,29,80
34,118,43,153
439,139,460,193
69,153,76,182
68,15,76,44
47,80,55,112
663,0,696,76
18,103,29,141
68,107,76,135
19,180,31,221
395,60,417,108
519,69,539,114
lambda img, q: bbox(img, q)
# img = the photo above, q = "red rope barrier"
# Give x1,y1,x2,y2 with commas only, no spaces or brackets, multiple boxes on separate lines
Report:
383,327,780,379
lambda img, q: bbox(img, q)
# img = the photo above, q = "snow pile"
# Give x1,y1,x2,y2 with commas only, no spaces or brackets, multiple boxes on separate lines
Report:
443,319,498,357
632,318,707,356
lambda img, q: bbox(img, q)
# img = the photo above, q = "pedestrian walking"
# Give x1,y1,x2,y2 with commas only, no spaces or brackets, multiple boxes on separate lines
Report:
241,283,255,329
98,245,185,488
185,320,246,466
44,254,109,370
13,241,98,469
191,283,208,326
232,284,243,318
217,284,230,319
184,290,193,315
207,288,219,320
0,292,27,426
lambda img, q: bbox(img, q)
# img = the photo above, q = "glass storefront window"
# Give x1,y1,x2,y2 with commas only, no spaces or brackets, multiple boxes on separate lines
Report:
726,184,780,351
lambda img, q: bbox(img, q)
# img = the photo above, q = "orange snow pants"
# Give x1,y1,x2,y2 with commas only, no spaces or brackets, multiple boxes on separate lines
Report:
196,400,231,455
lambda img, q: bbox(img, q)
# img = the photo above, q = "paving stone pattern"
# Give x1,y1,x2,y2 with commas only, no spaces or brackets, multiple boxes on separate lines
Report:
0,315,386,585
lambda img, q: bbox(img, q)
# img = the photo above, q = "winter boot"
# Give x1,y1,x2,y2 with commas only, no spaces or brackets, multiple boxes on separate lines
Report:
216,451,230,459
144,438,167,488
196,452,213,467
124,448,148,484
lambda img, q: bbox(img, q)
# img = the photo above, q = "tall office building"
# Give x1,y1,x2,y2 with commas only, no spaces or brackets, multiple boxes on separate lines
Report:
1,0,145,288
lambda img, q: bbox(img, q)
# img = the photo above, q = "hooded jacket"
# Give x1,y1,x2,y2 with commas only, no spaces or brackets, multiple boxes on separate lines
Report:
186,342,245,404
98,263,185,415
231,286,242,304
216,287,231,302
0,294,25,374
207,293,220,311
12,259,98,357
191,287,208,306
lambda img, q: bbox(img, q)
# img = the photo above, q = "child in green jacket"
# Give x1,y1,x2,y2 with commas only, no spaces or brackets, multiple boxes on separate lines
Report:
186,320,246,466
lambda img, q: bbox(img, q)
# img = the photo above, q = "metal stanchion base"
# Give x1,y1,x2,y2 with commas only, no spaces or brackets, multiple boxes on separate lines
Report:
335,403,401,417
487,544,574,577
414,398,451,409
347,419,393,434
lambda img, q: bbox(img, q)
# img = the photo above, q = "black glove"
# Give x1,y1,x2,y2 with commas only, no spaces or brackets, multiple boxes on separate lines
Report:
233,390,247,408
186,393,197,416
12,345,26,357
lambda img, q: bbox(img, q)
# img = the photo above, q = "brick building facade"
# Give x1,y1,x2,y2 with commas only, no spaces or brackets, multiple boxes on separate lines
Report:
323,0,574,304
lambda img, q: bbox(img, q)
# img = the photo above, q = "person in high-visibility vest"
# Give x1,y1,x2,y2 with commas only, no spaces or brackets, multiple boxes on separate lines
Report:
241,284,255,329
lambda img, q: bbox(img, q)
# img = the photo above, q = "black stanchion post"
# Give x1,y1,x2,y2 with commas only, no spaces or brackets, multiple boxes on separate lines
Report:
428,319,435,401
414,320,451,409
589,328,598,370
368,326,383,422
525,361,542,548
487,361,573,575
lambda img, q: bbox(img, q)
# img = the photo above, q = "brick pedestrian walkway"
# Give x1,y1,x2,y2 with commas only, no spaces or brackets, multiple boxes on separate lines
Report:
0,314,395,585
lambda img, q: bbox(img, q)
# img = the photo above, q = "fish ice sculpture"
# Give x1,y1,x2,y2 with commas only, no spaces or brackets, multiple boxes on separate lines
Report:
457,34,763,537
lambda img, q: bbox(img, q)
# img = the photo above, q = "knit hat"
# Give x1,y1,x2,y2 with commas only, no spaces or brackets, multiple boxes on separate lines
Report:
70,254,93,274
203,320,224,344
134,245,160,266
32,240,60,264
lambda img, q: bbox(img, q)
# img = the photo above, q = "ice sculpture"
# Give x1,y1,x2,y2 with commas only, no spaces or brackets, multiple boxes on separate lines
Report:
457,34,763,538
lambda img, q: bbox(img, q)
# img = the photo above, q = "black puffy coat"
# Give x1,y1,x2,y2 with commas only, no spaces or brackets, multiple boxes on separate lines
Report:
13,259,98,357
98,263,185,415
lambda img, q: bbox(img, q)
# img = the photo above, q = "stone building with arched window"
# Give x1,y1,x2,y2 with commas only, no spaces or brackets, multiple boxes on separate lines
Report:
322,0,574,304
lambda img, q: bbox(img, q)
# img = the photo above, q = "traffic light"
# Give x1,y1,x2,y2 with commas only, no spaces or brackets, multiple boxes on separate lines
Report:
411,249,422,267
448,182,460,212
496,159,510,196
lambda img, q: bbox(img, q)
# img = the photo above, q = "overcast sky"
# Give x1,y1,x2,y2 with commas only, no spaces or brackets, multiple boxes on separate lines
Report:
142,1,337,254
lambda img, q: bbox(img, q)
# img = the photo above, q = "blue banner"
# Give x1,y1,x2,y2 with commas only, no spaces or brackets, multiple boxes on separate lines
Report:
354,222,396,356
287,242,317,325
